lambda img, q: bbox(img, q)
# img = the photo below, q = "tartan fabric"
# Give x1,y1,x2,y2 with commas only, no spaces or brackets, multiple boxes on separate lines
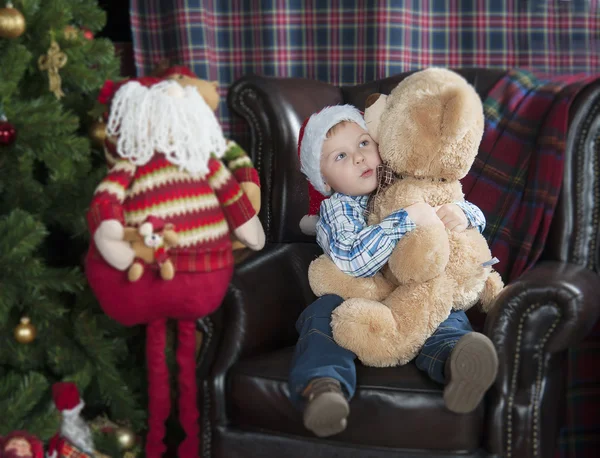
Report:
365,163,397,217
460,69,600,458
59,441,93,458
462,69,597,283
130,0,600,141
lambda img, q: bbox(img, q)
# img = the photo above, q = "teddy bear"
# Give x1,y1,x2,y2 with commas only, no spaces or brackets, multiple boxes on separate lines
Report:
308,68,504,367
155,64,262,251
123,216,179,282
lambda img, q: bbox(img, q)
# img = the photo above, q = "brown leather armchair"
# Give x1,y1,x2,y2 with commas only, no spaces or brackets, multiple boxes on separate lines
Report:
195,70,600,458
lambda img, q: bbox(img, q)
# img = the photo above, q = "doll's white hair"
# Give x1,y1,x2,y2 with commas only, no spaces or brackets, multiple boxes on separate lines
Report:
106,80,227,176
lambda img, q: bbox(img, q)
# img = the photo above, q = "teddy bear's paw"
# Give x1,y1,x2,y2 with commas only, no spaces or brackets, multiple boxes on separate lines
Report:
388,225,450,284
309,255,392,300
128,262,144,282
331,298,400,367
160,260,175,281
479,270,504,312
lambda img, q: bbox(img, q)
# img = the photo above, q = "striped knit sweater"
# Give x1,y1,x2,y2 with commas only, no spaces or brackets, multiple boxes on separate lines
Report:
87,138,258,272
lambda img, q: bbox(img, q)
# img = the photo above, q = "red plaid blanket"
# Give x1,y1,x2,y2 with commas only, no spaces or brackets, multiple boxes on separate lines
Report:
463,69,597,282
462,69,600,457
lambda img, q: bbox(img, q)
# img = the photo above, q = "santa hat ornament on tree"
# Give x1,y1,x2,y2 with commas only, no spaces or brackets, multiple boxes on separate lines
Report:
47,382,95,458
297,105,367,235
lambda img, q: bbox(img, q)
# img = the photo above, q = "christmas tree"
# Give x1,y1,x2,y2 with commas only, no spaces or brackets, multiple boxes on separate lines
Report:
0,0,145,450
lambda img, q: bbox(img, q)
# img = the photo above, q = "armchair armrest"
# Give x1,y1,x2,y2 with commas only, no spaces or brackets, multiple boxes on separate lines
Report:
483,261,600,458
212,243,322,375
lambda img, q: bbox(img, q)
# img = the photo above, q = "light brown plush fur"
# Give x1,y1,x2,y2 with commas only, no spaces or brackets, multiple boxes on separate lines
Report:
308,68,504,367
123,224,179,282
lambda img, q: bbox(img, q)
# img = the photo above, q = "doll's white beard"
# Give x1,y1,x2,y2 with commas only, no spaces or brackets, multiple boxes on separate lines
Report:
106,80,227,176
61,406,94,453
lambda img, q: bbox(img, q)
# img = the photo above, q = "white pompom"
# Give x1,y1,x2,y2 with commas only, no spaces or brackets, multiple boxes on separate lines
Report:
299,215,318,236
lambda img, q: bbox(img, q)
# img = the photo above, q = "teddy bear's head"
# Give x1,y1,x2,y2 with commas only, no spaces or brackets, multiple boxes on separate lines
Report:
158,65,220,111
366,68,484,182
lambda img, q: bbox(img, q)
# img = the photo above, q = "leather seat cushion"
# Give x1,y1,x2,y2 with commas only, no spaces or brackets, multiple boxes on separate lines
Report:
227,347,484,452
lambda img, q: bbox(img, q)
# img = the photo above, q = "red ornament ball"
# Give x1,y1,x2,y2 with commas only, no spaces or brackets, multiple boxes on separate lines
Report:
82,27,94,40
0,120,16,146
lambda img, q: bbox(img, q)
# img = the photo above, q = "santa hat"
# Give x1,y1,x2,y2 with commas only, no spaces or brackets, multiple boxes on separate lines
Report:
297,105,366,235
52,382,84,415
139,215,166,236
97,76,162,106
156,65,197,79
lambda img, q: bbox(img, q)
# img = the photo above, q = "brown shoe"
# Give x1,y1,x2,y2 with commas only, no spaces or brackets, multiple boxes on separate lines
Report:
302,377,350,437
444,332,498,414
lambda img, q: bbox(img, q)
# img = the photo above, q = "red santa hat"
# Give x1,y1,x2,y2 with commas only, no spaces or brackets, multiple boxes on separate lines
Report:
156,65,197,79
297,105,366,235
52,382,84,415
139,215,166,236
97,76,162,106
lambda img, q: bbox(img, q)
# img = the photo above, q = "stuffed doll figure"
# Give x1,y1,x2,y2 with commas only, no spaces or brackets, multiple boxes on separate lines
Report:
156,65,262,250
85,77,265,458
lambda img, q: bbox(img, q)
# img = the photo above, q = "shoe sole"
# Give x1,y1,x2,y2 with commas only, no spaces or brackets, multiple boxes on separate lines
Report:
303,392,350,437
444,333,498,414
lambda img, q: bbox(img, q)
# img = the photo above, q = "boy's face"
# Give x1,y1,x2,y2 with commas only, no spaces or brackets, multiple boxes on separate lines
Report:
320,121,381,196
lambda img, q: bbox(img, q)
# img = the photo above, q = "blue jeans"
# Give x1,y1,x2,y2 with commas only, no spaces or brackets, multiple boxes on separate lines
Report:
288,294,473,408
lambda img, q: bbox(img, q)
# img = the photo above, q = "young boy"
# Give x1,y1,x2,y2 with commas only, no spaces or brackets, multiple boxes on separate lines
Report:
289,104,498,438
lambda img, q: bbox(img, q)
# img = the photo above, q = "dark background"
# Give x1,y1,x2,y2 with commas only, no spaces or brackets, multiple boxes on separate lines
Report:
98,0,132,43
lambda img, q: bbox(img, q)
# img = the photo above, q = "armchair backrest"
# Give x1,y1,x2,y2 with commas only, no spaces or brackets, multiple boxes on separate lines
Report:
228,69,600,273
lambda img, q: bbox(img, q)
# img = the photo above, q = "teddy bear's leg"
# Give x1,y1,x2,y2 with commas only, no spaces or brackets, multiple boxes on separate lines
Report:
160,260,175,281
382,276,454,366
308,255,395,301
331,298,400,367
128,260,144,282
388,225,450,284
479,270,504,312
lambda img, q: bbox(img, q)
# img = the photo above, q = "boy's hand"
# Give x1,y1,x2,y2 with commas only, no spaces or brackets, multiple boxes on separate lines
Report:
405,203,442,227
435,204,468,232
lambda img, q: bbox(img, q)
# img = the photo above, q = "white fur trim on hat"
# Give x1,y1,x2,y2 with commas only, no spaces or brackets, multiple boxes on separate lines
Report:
299,104,366,195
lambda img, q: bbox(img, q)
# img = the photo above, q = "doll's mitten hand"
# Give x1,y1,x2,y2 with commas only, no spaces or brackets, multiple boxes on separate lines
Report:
233,215,265,251
94,220,136,270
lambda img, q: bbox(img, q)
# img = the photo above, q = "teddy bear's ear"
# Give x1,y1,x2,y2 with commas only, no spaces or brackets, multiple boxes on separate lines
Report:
365,93,382,108
441,85,481,140
364,93,388,144
139,222,153,237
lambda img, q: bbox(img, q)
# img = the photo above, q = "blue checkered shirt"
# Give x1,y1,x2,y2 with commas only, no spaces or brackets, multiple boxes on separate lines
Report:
315,193,486,278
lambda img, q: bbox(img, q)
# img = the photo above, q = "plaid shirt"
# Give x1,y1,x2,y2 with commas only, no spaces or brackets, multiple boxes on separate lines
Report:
316,193,485,278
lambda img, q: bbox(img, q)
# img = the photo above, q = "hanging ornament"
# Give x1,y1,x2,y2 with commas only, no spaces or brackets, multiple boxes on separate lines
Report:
81,27,94,40
14,317,37,344
0,115,16,146
38,39,67,99
114,426,136,450
0,2,26,39
88,117,106,147
63,25,78,40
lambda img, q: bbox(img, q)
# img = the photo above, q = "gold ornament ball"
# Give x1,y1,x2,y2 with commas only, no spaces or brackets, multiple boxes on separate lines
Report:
115,427,136,450
0,3,26,39
14,317,36,344
63,25,79,40
89,119,106,147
